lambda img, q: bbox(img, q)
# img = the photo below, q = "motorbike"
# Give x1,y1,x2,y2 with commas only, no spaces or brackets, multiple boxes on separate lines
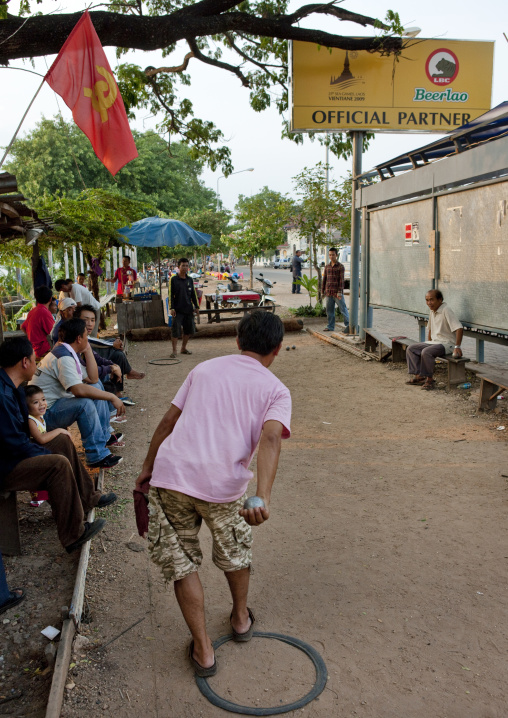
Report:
255,274,276,307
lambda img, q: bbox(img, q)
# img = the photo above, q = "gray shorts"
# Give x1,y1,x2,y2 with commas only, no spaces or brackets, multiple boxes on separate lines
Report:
171,312,195,338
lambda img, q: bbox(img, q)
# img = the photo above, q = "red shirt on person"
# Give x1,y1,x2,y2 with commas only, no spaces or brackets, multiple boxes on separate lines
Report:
21,304,55,359
114,266,137,295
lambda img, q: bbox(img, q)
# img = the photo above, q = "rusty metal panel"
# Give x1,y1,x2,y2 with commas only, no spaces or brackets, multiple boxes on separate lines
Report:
369,198,434,314
437,182,508,331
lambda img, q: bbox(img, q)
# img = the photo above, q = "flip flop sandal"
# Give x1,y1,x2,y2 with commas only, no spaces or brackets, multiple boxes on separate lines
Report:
0,589,26,615
169,353,177,359
230,607,255,642
422,380,436,391
188,640,217,677
406,378,425,385
181,349,192,355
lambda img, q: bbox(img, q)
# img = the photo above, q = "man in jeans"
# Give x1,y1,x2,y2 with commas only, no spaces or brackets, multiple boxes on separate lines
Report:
136,311,291,676
30,318,124,469
322,247,350,334
0,337,115,553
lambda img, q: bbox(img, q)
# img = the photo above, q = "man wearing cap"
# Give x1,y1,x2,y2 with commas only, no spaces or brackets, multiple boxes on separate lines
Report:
54,279,101,337
51,298,77,344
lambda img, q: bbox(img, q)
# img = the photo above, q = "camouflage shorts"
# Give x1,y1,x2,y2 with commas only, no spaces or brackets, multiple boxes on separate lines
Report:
147,487,253,582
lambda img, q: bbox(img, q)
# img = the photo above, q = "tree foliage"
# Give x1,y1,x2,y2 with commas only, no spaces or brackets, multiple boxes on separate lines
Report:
224,186,293,286
5,119,215,216
292,162,350,300
0,3,405,171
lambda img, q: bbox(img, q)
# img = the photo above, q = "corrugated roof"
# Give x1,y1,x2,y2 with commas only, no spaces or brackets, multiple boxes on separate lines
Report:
360,102,508,183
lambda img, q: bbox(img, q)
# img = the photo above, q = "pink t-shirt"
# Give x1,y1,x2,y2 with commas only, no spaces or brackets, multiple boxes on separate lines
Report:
150,354,291,503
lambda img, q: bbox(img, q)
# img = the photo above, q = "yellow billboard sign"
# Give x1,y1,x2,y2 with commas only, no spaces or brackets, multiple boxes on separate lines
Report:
290,39,494,133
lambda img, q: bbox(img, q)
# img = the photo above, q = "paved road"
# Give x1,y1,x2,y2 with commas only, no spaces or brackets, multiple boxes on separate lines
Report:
237,265,508,367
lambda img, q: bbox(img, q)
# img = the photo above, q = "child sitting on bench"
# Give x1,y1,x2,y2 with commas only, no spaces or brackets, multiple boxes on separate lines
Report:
24,385,71,507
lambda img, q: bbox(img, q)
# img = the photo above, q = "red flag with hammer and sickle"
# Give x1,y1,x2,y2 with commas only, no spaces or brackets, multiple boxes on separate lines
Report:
45,11,138,175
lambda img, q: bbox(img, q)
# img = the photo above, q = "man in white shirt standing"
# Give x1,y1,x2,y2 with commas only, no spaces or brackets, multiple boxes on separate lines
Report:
55,278,101,337
406,289,463,390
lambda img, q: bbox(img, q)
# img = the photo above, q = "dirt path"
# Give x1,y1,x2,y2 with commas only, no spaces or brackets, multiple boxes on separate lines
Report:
42,322,507,718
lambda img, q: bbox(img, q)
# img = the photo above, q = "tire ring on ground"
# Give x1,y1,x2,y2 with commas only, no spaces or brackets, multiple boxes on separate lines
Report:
195,631,327,715
147,358,182,366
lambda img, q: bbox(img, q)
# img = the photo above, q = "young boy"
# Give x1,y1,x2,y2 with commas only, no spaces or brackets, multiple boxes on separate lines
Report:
24,385,71,506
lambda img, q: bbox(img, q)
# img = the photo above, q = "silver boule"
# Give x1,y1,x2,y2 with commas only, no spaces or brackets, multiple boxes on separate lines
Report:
286,346,290,351
243,496,266,510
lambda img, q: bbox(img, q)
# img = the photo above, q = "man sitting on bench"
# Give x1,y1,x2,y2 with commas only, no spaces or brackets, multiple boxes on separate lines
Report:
0,337,116,553
406,289,463,391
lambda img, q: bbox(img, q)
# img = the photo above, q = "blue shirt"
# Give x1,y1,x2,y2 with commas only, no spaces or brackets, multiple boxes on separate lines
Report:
0,368,49,484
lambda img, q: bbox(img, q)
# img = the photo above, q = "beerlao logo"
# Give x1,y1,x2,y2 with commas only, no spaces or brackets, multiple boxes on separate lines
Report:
425,49,459,86
84,66,118,122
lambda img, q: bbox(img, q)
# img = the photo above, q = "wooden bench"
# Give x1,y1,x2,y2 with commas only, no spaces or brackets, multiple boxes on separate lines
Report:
477,371,508,411
0,469,104,556
392,337,469,390
364,328,392,362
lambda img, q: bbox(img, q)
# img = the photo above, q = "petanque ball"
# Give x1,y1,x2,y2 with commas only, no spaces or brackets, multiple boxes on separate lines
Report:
286,346,290,351
292,345,296,350
243,496,266,510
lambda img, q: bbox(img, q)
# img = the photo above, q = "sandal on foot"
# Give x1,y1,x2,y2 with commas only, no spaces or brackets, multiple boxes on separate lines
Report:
188,640,217,677
406,377,425,385
169,353,177,359
0,589,26,615
422,379,436,391
181,349,192,355
230,607,255,642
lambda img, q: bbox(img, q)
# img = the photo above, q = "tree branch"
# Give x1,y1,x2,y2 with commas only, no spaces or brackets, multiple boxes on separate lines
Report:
0,8,403,63
225,33,286,89
186,37,249,87
144,52,194,77
287,3,387,30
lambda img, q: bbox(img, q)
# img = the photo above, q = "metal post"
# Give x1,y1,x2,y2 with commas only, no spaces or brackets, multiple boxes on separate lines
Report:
359,206,369,339
476,338,485,363
349,131,363,335
64,246,69,277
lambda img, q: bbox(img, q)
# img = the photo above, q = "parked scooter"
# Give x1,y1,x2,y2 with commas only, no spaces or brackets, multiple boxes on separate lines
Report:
255,274,276,307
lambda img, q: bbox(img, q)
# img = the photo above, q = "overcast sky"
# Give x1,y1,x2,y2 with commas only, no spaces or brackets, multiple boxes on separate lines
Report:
1,0,506,212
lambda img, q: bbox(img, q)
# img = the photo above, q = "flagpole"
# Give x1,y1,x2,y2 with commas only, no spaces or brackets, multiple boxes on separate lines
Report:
0,77,46,170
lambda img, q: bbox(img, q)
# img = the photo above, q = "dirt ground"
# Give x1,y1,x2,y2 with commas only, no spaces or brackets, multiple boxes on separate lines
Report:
2,313,508,718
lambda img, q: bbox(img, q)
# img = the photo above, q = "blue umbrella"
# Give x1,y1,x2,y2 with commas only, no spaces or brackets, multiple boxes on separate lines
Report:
118,217,211,293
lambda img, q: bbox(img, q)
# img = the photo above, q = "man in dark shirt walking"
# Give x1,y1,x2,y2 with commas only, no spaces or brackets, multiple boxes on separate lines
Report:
291,250,304,294
169,258,200,359
321,247,350,334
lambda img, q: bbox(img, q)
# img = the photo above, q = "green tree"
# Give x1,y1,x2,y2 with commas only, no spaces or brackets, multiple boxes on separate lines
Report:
33,189,155,309
292,163,349,301
5,119,215,216
0,5,405,170
225,187,293,287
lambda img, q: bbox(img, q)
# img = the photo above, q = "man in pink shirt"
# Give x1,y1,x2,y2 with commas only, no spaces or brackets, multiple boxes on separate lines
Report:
21,286,56,360
135,311,291,677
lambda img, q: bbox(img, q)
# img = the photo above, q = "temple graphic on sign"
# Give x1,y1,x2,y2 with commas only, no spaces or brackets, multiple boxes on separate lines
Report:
330,51,359,89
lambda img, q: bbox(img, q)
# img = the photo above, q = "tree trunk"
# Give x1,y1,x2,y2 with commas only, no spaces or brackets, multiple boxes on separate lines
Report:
249,256,254,290
86,252,106,330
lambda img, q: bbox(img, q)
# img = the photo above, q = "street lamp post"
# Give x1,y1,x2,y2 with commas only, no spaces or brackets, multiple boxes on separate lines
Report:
216,167,254,212
216,167,254,270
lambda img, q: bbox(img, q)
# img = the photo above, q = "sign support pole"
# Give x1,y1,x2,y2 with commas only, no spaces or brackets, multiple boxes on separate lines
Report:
349,131,363,335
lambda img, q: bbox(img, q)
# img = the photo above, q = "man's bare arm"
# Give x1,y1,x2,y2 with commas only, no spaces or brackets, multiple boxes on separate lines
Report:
69,382,125,415
239,420,283,526
135,404,182,488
